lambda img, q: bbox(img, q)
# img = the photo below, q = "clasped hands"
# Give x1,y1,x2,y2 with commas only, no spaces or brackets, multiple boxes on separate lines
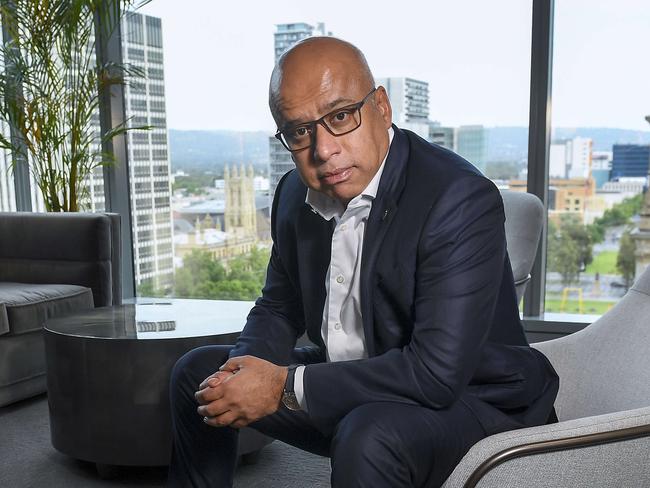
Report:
195,355,288,429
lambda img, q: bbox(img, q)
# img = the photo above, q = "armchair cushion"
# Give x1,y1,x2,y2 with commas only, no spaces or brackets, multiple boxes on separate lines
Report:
0,282,93,336
442,406,650,488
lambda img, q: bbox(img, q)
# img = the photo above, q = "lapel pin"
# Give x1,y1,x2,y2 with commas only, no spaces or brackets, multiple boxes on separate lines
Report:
382,209,390,221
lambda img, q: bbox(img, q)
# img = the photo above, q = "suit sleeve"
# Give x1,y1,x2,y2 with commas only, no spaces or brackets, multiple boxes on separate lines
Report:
228,172,305,364
303,175,506,427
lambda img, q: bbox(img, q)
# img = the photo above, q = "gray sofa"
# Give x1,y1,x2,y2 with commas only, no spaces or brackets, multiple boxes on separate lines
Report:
0,212,121,407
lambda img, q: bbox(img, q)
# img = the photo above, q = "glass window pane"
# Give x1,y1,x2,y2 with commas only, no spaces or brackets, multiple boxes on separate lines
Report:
544,0,650,318
137,0,532,299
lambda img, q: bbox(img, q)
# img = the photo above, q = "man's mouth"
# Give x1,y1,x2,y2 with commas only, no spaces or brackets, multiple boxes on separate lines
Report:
320,167,352,185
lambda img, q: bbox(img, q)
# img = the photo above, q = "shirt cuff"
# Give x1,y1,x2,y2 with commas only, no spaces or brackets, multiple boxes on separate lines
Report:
294,365,308,411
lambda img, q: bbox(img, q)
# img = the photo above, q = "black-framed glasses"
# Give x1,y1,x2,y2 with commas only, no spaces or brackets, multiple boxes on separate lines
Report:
275,88,377,152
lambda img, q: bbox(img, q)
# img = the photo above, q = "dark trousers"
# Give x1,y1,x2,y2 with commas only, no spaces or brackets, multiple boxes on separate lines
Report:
167,345,486,488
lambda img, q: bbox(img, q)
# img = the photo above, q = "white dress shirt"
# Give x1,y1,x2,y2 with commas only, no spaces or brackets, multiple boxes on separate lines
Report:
294,127,394,410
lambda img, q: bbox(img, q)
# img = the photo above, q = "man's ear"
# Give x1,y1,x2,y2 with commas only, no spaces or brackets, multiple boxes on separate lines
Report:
374,86,393,129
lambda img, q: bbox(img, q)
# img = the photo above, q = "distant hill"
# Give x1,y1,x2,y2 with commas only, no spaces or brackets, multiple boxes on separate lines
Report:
486,126,650,163
168,130,271,173
167,127,650,173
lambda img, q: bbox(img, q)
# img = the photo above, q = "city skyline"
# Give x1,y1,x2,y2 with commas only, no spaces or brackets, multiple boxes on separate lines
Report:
139,0,650,132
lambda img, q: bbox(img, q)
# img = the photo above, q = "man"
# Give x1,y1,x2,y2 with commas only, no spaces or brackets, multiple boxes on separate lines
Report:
168,37,559,488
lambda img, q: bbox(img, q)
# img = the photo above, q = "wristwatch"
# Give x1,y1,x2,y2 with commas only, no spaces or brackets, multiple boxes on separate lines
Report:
282,364,303,411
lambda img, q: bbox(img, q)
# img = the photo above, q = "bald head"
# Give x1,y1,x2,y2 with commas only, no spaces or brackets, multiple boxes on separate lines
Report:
269,37,375,124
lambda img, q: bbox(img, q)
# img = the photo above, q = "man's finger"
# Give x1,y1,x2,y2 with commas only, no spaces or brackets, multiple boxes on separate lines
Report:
219,355,249,373
203,410,238,428
199,370,231,390
197,398,229,419
194,384,225,405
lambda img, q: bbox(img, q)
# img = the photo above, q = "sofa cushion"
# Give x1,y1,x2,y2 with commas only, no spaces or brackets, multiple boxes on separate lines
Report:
0,282,94,336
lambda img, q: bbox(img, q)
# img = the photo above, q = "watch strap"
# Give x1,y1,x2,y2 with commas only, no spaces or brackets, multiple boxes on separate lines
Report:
282,364,303,411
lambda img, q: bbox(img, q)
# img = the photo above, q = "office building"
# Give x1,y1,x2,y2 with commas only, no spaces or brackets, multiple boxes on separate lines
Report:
428,123,456,150
122,12,174,291
456,125,487,173
549,137,592,179
610,144,650,179
591,151,612,189
375,77,430,139
269,22,332,202
567,137,592,179
273,22,331,61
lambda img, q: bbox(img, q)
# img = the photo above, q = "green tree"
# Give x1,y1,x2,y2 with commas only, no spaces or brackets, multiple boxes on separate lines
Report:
617,229,637,290
589,194,644,244
172,247,270,300
547,219,582,286
559,214,593,271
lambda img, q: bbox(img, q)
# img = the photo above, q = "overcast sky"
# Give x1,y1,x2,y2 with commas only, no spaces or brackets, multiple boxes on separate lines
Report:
139,0,650,132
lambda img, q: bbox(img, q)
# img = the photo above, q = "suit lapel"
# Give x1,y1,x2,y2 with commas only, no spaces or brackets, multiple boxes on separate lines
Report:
360,126,410,356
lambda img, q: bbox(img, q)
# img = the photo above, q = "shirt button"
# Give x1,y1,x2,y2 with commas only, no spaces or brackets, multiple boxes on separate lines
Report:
334,322,342,330
339,224,347,231
336,275,345,284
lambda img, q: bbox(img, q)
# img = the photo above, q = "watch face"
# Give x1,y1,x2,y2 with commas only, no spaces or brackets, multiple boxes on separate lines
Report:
282,392,301,411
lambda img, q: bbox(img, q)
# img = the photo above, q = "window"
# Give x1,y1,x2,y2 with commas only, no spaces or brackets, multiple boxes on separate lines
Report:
130,98,148,111
150,100,166,113
152,132,167,144
148,67,164,80
149,83,165,96
125,12,144,45
133,149,150,161
543,0,650,318
148,50,163,63
137,0,532,299
152,149,168,160
131,132,150,144
128,47,145,61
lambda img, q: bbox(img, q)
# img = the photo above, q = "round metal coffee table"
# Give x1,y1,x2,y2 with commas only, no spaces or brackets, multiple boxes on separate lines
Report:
44,298,271,474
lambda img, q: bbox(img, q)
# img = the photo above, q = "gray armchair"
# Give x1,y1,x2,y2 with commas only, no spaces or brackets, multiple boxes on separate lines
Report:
0,212,121,406
501,190,544,303
442,266,650,487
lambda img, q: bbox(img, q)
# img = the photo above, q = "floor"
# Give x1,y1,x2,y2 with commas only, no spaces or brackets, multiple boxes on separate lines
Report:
0,394,331,487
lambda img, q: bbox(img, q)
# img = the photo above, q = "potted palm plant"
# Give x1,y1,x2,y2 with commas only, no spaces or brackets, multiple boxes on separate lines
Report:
0,0,148,211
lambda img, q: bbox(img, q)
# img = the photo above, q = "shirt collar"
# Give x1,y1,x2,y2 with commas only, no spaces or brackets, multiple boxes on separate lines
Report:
306,127,394,221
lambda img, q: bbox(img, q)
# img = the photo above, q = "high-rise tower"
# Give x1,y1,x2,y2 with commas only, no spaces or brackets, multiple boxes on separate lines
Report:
375,77,430,140
122,12,174,291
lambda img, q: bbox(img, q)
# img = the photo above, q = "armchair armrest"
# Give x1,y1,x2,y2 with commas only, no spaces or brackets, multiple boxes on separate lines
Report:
442,406,650,488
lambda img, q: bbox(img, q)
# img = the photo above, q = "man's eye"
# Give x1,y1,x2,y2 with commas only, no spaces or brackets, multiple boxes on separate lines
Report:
293,126,309,138
332,110,351,122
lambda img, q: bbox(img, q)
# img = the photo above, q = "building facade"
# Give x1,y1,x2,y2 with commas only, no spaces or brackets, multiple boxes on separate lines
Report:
591,151,613,189
549,137,592,180
428,123,455,150
611,144,650,179
375,77,430,139
174,164,259,263
456,125,487,173
122,12,174,291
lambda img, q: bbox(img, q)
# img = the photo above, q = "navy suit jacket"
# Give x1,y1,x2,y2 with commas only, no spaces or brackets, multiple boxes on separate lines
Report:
230,125,559,436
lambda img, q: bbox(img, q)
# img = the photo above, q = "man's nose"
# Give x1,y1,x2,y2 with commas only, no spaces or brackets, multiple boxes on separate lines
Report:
312,122,341,163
